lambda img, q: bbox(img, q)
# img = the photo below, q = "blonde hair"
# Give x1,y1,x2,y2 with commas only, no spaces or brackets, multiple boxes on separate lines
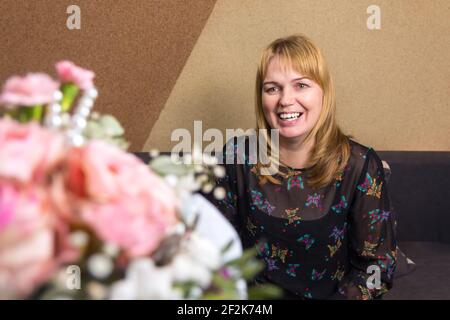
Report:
254,34,351,189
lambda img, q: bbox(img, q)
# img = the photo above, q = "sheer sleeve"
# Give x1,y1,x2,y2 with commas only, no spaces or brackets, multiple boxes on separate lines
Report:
336,148,397,300
200,137,243,236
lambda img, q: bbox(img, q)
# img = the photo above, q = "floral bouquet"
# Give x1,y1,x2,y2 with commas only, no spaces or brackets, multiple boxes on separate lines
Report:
0,61,280,300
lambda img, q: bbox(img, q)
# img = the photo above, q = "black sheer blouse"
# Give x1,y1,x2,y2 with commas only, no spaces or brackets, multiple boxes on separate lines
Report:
203,135,397,300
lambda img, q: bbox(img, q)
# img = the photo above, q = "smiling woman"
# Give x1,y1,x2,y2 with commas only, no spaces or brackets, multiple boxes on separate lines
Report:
202,34,397,300
255,35,350,190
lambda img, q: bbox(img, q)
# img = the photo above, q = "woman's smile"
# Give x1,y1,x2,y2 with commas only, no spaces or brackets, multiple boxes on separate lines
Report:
276,111,304,126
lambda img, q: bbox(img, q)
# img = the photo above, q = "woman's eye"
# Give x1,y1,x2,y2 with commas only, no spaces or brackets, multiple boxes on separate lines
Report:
296,83,308,89
266,87,278,93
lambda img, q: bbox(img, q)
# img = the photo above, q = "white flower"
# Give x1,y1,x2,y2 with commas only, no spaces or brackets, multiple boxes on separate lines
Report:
167,222,186,235
109,280,136,300
185,233,221,270
201,183,213,193
178,174,201,193
87,254,114,280
187,286,203,299
213,165,225,178
164,174,178,187
68,230,89,248
213,187,226,200
178,194,243,264
165,232,221,290
110,258,181,300
170,253,212,288
235,279,248,300
196,174,209,184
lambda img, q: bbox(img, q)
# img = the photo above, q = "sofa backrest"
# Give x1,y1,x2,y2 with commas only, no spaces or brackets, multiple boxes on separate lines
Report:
378,151,450,243
135,151,450,243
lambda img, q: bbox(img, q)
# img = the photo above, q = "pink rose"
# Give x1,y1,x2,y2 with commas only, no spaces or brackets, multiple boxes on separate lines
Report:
81,196,175,257
0,183,78,299
0,73,59,107
64,141,178,257
0,118,65,184
55,60,95,90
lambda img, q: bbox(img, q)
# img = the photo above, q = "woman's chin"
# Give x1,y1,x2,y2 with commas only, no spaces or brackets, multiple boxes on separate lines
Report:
277,127,308,139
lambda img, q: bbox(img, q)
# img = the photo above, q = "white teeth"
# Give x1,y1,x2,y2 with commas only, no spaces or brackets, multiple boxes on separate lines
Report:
278,112,301,120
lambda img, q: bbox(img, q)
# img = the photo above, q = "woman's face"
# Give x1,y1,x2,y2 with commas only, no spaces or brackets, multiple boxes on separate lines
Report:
262,56,323,143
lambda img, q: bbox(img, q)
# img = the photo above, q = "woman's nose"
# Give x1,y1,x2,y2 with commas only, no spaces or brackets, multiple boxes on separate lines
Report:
279,88,295,107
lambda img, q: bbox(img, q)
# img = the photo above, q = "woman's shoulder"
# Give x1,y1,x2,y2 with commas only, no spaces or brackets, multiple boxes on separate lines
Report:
348,139,372,160
346,138,385,178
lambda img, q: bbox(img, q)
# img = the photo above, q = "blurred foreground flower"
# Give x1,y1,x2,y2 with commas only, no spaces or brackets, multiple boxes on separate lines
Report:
0,61,281,300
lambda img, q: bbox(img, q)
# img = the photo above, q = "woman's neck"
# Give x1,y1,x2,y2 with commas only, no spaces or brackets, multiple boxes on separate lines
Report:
279,136,315,169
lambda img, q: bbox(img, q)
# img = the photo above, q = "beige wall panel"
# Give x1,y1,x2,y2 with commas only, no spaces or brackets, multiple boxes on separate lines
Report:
145,0,450,152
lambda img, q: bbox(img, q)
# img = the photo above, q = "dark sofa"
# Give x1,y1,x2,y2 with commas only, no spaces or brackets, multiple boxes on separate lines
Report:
378,151,450,299
135,150,450,299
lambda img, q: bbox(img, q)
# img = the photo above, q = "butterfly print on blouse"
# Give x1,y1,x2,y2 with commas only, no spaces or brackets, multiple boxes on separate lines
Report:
284,208,302,225
331,264,345,282
357,172,383,198
368,209,391,228
286,263,301,277
378,251,397,280
361,241,379,258
358,285,373,300
327,239,342,258
264,257,280,272
305,193,324,210
331,195,348,214
287,174,304,190
271,244,290,263
329,223,347,242
297,234,315,250
311,268,327,281
250,190,275,215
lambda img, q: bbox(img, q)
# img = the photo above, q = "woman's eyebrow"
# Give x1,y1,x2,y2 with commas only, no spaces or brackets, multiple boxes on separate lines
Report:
263,77,310,85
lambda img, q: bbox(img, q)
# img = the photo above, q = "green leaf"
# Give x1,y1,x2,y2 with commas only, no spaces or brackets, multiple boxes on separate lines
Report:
60,83,79,112
83,114,129,150
10,105,44,123
99,115,125,136
149,155,193,176
211,272,237,291
240,260,264,280
30,104,44,121
225,247,258,268
247,284,283,300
